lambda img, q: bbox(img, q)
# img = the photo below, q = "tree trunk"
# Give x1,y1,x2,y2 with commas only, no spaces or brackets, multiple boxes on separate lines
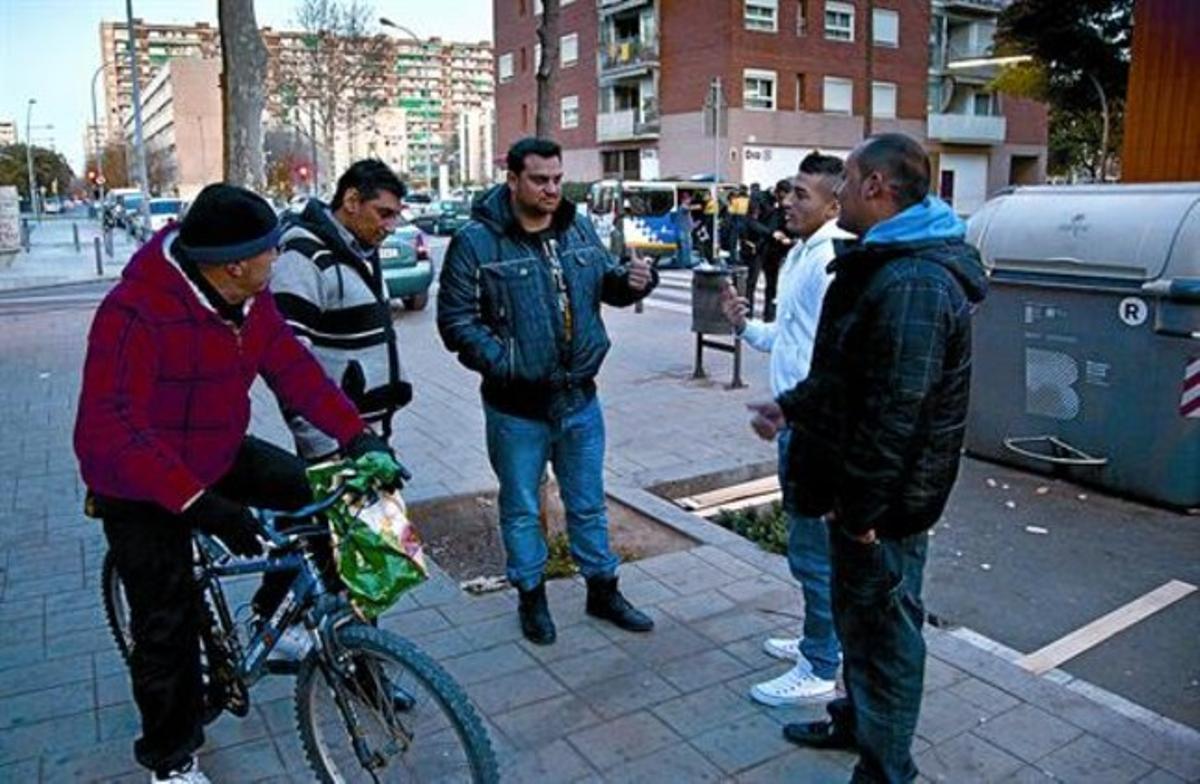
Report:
219,0,268,190
535,0,561,138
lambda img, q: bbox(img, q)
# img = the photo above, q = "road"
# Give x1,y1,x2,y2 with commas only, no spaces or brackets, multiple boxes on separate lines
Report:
1,242,1196,731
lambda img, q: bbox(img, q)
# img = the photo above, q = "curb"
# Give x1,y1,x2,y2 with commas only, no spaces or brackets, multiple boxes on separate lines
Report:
609,478,1200,775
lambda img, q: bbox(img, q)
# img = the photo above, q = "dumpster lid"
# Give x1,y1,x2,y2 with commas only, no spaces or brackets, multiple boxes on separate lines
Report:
968,183,1200,281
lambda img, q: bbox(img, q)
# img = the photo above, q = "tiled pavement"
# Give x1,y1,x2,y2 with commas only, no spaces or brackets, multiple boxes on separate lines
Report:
1,293,1198,781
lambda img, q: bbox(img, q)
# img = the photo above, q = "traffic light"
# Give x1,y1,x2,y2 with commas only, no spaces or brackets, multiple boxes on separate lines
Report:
298,165,309,181
87,170,97,182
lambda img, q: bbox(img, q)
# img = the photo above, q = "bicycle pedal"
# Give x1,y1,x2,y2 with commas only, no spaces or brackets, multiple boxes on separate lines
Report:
226,694,251,718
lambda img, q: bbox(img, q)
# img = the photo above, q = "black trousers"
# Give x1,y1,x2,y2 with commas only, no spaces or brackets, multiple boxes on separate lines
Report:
746,246,786,321
100,436,312,775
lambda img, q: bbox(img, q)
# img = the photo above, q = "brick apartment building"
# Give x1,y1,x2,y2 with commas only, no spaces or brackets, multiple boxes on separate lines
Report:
99,19,495,188
493,0,1048,214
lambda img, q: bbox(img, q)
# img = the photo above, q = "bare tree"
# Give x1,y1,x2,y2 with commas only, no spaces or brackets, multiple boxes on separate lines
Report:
85,143,130,190
535,0,560,138
219,0,269,189
146,146,178,195
280,0,391,175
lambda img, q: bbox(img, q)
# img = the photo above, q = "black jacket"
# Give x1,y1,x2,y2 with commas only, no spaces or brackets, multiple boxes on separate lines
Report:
778,237,988,539
437,185,656,420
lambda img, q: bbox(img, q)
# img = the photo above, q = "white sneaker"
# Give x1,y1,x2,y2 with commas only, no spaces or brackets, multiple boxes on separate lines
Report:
763,637,803,662
152,757,210,783
750,663,838,706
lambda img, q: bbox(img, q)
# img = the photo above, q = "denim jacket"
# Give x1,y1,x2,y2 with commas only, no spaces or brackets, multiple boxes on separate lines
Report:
437,184,656,419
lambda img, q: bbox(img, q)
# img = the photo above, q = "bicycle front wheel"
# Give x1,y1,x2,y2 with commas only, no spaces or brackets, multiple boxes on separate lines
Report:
295,623,498,783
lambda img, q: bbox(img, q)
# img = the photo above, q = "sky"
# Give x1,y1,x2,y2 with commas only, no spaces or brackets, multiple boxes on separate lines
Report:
0,0,494,172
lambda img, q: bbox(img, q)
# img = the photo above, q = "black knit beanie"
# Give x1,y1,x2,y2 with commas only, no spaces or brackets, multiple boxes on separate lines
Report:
174,183,281,265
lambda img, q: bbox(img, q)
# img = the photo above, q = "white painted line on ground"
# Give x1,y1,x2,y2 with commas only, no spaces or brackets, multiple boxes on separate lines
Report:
640,298,691,315
1016,579,1197,675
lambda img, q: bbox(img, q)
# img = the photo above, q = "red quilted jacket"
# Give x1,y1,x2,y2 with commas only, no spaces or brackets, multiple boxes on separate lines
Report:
74,229,365,513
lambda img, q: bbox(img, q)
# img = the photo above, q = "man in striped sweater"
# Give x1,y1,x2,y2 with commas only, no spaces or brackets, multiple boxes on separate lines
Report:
272,160,412,461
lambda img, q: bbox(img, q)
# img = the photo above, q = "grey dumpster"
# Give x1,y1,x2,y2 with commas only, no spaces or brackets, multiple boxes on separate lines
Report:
965,183,1200,510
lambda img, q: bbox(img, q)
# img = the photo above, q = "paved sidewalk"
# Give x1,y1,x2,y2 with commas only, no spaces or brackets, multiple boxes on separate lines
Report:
1,292,1197,781
0,215,135,291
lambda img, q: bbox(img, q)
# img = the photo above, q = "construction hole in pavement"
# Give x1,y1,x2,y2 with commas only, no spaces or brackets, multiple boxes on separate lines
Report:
408,480,696,589
407,462,786,591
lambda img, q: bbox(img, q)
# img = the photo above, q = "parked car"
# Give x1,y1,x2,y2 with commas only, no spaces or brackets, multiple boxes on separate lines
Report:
135,198,184,241
43,198,63,215
379,225,433,311
412,199,471,236
402,192,434,219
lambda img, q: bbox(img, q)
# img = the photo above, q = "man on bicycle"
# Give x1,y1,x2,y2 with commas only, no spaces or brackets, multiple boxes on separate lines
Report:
74,183,401,783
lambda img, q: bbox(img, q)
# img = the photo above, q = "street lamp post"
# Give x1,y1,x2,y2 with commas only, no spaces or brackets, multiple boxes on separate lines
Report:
25,99,39,221
90,61,116,206
380,17,435,190
1084,72,1110,181
125,0,152,236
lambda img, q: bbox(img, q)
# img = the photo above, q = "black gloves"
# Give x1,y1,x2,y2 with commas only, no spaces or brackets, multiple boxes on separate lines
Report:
184,491,264,557
344,430,412,491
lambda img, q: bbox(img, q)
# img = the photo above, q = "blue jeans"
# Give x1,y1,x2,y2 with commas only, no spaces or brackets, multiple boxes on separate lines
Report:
778,429,841,680
831,527,929,784
484,396,619,591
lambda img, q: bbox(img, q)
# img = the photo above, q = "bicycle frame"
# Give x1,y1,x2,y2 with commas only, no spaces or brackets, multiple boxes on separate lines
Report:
191,487,356,685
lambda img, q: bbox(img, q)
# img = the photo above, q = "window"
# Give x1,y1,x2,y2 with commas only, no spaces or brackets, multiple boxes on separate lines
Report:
825,1,854,41
744,69,777,110
561,33,578,66
796,0,808,35
520,47,528,72
873,8,899,46
872,81,897,118
795,73,807,110
823,76,853,114
745,0,779,32
498,52,514,82
974,92,995,115
560,95,579,129
534,42,542,70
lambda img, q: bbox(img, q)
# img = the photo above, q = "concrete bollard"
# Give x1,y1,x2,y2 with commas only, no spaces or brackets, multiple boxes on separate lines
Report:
94,237,104,276
73,222,81,254
20,218,30,253
104,227,113,258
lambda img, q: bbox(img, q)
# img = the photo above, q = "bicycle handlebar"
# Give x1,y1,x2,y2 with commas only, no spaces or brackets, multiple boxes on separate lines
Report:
253,483,358,549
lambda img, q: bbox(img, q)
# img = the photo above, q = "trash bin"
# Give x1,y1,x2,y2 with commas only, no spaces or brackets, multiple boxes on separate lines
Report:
965,183,1200,509
691,265,746,334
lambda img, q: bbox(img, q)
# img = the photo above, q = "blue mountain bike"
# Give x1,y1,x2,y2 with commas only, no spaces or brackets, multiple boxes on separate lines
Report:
101,486,498,783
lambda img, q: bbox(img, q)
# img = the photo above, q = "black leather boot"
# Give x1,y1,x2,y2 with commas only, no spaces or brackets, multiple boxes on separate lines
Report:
518,580,556,645
586,576,654,632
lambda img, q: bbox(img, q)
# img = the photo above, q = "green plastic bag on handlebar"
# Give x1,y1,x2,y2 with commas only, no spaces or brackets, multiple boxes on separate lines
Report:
306,454,428,620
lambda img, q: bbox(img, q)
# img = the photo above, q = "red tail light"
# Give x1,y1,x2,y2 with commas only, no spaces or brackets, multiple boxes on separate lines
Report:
416,233,429,261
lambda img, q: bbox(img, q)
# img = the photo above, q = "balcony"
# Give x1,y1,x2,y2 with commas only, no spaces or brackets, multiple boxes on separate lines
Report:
927,112,1007,145
599,37,659,76
597,107,660,142
942,0,1006,12
599,0,653,13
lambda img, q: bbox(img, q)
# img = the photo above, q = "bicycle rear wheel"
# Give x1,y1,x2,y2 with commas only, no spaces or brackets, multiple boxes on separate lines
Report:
101,549,134,660
296,623,498,783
